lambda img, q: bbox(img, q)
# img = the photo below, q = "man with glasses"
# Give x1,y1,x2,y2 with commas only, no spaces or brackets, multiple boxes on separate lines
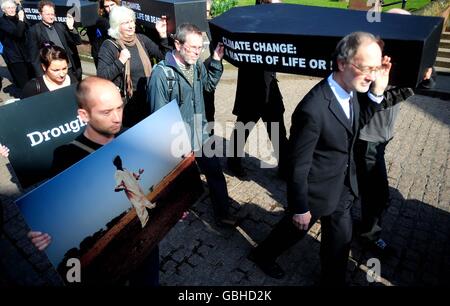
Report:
248,32,398,286
147,23,238,227
28,0,82,80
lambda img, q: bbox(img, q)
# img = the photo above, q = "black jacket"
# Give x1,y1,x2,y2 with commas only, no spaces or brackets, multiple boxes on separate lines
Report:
359,86,415,143
85,15,109,67
0,14,29,64
287,79,400,217
27,22,82,79
22,73,78,98
232,67,284,119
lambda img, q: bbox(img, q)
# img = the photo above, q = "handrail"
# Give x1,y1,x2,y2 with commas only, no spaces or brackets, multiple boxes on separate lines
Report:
381,0,407,9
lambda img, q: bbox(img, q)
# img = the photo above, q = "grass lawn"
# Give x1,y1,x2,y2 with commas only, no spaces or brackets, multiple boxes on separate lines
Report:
236,0,432,12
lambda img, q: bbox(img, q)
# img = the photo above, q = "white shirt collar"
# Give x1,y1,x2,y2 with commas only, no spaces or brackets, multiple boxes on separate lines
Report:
327,74,353,120
327,73,353,101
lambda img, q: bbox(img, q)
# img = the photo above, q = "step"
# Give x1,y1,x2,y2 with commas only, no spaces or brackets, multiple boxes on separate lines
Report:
440,39,450,49
442,32,450,40
435,66,450,74
435,55,450,68
436,61,450,69
438,48,450,58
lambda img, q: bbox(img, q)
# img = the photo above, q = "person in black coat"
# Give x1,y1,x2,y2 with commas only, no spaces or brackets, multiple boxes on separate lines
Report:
0,0,34,89
227,67,288,178
248,32,397,286
85,0,120,68
227,0,288,179
27,0,82,80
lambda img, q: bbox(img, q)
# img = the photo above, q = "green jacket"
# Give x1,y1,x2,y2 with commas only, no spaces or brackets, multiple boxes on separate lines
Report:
147,51,223,151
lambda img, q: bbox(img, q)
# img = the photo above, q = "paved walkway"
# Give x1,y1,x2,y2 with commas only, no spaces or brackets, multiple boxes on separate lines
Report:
0,59,449,286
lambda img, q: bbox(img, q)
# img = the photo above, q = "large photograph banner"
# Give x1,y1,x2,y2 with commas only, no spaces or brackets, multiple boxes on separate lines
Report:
16,101,192,275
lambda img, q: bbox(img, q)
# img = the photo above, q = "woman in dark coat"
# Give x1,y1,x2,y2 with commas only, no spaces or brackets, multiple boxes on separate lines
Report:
0,0,34,89
97,6,170,127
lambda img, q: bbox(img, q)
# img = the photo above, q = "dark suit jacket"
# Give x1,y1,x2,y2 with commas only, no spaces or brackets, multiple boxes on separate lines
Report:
27,22,82,79
287,78,383,217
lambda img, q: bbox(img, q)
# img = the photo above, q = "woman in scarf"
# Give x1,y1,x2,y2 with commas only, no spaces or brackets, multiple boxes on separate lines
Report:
97,6,170,127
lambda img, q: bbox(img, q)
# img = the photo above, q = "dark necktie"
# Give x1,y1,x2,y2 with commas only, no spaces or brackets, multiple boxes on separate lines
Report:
349,98,354,127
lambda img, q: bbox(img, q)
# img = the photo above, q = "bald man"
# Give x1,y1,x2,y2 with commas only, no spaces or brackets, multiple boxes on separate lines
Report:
29,77,159,286
50,76,124,174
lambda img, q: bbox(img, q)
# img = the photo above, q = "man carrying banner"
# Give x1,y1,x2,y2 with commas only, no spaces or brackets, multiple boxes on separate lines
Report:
28,76,159,286
248,32,397,286
147,23,238,227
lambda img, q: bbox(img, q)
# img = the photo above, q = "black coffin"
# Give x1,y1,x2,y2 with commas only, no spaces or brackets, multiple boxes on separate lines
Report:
22,0,98,27
123,0,207,34
209,4,444,87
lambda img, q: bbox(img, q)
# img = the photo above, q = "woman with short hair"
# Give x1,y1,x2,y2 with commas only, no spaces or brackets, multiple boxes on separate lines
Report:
22,42,77,98
97,6,170,127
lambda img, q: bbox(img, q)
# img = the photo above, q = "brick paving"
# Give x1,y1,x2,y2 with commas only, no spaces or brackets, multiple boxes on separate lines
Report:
0,59,449,286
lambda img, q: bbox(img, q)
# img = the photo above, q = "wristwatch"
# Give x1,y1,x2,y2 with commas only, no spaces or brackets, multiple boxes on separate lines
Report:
369,91,384,98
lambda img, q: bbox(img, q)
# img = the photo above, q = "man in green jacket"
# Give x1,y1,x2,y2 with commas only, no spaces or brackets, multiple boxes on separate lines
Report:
147,23,236,227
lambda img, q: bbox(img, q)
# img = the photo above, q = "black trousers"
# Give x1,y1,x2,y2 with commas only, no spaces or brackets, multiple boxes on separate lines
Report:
204,89,216,124
7,62,34,89
195,153,230,219
354,139,390,234
228,111,288,171
254,186,355,286
128,246,159,286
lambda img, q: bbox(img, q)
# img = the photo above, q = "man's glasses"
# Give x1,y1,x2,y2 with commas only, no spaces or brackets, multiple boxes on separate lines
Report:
182,44,204,53
351,63,383,75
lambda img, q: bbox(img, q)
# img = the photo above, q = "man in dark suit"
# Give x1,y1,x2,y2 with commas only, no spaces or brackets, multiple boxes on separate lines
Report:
248,32,393,286
28,0,82,80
